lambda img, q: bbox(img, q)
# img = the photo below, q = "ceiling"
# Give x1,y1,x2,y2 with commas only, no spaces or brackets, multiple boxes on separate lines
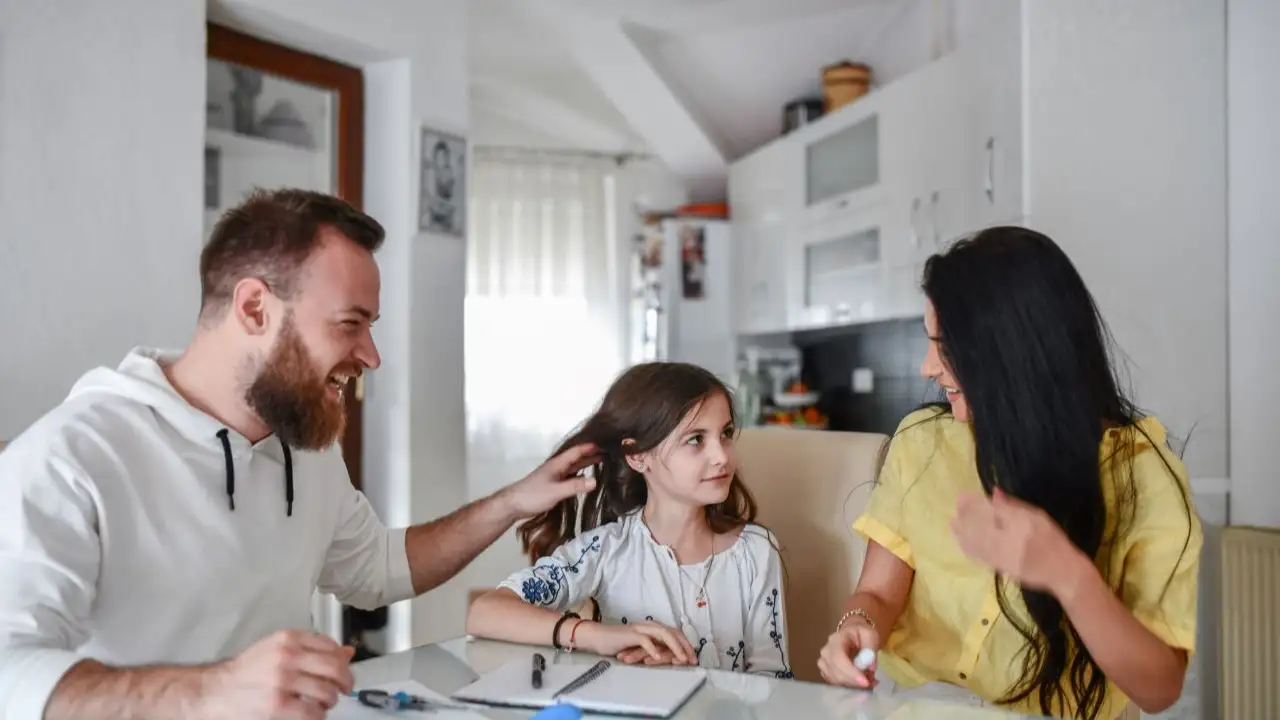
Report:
469,0,947,196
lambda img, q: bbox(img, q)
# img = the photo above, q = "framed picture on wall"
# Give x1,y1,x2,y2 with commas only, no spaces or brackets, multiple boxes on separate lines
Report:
419,126,466,237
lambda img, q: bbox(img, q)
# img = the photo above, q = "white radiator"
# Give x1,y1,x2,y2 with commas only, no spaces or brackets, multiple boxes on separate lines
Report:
1220,525,1280,719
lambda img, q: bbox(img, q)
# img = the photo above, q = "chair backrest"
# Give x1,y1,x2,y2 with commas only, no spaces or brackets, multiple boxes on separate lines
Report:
735,426,887,682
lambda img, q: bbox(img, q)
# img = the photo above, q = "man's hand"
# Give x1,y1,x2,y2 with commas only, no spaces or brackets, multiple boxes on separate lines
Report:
199,630,355,720
498,443,600,520
44,630,355,720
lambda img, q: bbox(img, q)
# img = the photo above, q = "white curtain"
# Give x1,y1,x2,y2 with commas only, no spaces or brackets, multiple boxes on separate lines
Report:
465,150,625,499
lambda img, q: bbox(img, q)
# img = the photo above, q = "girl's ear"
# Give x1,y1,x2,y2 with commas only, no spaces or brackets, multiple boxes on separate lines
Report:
621,439,647,473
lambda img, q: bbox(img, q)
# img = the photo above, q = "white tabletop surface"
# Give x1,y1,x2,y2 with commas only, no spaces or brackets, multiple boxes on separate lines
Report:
350,637,1044,719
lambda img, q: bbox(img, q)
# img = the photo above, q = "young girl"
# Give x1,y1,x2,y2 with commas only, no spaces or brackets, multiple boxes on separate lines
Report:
466,362,792,678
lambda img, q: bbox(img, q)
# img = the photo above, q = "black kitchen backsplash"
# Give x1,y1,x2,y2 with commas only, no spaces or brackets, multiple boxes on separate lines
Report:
796,317,941,435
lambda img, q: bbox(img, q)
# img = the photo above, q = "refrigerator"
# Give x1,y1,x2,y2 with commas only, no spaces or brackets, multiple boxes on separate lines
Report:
629,218,736,384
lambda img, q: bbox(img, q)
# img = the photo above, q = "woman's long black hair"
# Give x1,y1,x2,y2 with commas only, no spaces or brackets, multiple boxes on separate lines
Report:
920,227,1192,718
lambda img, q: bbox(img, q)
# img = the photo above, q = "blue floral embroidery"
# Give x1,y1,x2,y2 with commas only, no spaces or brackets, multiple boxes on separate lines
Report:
766,588,793,679
519,535,602,607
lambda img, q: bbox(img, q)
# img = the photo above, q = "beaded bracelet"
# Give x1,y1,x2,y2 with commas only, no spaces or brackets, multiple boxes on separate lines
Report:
552,611,581,650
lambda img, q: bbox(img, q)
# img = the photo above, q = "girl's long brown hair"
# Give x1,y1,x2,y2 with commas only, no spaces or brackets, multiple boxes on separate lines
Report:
517,362,758,562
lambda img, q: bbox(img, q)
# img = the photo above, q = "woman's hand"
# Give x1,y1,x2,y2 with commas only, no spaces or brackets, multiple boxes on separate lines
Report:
576,621,697,665
817,617,880,689
950,488,1087,597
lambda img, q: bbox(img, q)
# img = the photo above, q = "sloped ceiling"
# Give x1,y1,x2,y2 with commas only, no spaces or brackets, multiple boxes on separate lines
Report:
470,0,947,198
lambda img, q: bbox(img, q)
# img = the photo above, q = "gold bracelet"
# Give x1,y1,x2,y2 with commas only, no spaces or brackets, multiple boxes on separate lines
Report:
837,608,876,632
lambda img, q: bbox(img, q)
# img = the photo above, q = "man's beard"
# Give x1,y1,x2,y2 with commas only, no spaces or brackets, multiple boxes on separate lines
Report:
245,316,350,450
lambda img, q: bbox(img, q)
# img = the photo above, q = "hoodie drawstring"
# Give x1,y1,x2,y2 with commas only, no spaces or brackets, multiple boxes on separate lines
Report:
215,429,294,518
282,439,294,517
216,429,235,511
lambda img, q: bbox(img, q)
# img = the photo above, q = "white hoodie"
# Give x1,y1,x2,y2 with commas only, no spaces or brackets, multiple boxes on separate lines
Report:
0,348,414,720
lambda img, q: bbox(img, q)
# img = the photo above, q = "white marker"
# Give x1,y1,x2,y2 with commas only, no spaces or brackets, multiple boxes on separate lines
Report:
853,648,876,671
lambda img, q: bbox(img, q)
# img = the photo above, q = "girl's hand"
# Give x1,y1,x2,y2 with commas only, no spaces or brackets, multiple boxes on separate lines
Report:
817,617,880,689
577,621,696,665
950,488,1087,597
616,647,683,666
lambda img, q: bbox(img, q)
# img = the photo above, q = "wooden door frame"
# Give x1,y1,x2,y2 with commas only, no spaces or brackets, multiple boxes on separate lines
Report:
207,23,367,490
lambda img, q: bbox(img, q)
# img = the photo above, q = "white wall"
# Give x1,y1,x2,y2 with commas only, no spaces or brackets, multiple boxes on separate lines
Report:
1227,0,1280,529
1023,0,1229,483
0,0,205,441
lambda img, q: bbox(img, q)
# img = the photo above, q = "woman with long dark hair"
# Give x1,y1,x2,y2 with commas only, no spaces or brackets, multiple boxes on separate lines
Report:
818,227,1201,719
467,362,793,677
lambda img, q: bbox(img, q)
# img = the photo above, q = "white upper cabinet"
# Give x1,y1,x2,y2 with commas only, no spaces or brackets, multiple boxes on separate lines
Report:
729,138,801,335
957,1,1024,229
727,1,1030,332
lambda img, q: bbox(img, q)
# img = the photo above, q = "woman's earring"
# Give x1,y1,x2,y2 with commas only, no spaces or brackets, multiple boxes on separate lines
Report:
636,463,647,472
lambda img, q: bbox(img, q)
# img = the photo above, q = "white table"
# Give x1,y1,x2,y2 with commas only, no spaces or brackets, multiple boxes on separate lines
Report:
351,637,1043,719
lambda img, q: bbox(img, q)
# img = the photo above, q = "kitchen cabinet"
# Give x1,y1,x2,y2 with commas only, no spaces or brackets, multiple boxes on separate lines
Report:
794,91,888,231
789,204,898,329
729,137,801,335
729,0,1221,350
957,1,1024,230
876,54,968,318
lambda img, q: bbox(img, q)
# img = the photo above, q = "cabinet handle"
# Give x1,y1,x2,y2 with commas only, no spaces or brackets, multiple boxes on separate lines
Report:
985,137,995,205
909,197,922,247
930,191,941,246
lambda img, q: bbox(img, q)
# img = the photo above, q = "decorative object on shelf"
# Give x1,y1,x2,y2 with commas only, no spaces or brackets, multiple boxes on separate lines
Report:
821,61,872,113
679,224,706,299
229,65,263,135
203,146,220,210
258,99,315,149
677,202,729,219
783,98,824,134
418,126,467,238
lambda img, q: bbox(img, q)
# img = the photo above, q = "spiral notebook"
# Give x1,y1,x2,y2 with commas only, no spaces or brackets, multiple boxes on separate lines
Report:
450,658,707,717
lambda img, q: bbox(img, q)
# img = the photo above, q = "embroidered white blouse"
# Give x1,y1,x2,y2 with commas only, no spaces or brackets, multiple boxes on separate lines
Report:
498,511,792,678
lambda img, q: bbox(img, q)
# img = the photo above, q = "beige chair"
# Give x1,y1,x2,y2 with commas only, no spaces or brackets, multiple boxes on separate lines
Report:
736,426,888,682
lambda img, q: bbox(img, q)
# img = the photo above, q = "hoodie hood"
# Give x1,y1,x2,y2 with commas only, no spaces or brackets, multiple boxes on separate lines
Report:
68,346,294,516
69,347,225,443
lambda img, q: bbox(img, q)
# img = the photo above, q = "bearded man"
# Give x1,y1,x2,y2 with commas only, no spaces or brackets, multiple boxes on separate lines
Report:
0,189,597,720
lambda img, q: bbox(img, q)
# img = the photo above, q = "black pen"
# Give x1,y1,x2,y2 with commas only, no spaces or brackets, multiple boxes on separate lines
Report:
532,652,546,689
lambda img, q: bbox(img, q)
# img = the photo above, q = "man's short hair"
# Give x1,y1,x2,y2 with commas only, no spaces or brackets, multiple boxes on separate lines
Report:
199,188,384,321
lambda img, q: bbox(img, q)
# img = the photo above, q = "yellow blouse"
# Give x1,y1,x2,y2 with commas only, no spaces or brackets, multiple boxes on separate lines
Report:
853,408,1202,719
